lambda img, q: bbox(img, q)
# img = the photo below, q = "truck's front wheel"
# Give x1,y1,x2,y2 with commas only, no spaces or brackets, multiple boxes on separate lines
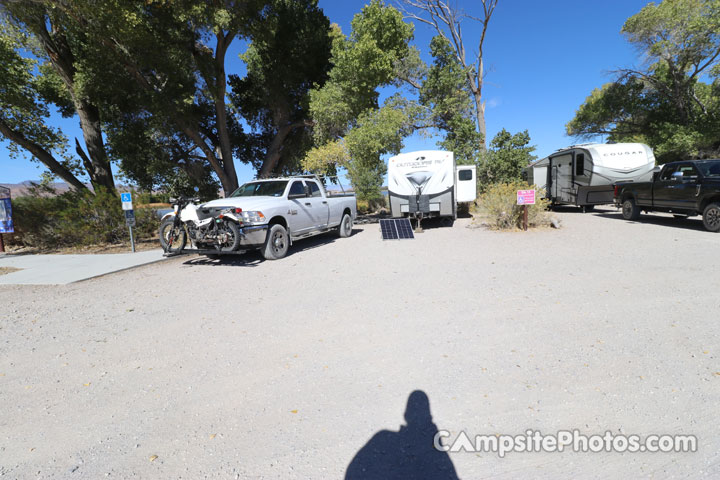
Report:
702,203,720,232
262,224,289,260
622,199,641,221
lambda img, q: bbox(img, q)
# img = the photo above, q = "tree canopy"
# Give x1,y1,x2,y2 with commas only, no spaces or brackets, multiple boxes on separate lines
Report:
477,129,536,189
1,0,495,202
567,0,720,163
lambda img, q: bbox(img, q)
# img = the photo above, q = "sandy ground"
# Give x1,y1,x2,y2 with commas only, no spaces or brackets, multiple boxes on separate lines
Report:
1,207,719,479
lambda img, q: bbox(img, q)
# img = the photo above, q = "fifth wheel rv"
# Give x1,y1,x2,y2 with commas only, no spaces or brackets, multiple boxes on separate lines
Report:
524,143,656,209
388,150,476,221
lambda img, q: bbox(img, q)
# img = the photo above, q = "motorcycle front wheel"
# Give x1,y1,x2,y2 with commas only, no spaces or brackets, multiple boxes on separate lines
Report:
159,218,187,253
217,220,241,252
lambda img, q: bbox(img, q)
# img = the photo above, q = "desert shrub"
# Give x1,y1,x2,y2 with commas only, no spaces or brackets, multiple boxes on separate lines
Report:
476,181,551,230
10,188,161,249
356,195,388,215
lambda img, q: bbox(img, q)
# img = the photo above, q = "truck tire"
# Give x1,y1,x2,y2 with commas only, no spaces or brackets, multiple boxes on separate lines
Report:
621,198,641,221
262,224,289,260
337,213,353,238
702,203,720,232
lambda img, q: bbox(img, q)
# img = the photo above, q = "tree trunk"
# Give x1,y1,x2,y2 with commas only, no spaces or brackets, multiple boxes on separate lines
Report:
213,32,239,194
76,102,115,191
473,57,487,151
35,18,115,193
258,121,310,178
0,119,89,193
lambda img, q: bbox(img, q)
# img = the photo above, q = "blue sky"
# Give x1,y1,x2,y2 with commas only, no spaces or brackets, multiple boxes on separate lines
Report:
1,0,652,184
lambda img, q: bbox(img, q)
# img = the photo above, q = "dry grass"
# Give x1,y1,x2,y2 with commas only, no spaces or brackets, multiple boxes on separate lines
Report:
4,238,161,255
0,266,22,276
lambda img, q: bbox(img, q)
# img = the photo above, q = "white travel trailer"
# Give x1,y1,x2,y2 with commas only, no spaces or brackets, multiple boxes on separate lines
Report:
387,150,476,220
524,143,656,209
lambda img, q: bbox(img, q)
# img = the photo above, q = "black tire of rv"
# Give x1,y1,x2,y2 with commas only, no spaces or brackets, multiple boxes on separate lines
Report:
702,203,720,232
337,213,352,238
621,199,641,221
262,224,289,260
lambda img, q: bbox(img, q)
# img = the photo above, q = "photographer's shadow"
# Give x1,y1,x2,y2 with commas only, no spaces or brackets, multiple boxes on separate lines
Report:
345,390,459,480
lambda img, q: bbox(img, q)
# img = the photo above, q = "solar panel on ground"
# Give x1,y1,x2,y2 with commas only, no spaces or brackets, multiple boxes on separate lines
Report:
379,219,398,240
379,218,414,240
394,218,414,239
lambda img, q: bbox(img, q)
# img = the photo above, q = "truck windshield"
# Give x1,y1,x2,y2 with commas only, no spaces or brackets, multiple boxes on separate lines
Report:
230,181,288,197
694,161,720,177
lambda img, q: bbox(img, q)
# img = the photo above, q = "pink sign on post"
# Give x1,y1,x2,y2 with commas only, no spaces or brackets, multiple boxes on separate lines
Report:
517,189,536,205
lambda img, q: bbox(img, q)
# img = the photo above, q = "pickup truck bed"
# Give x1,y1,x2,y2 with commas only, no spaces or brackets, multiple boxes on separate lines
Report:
614,159,720,231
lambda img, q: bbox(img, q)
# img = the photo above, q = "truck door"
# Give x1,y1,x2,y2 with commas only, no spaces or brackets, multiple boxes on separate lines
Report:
669,163,701,210
287,180,314,235
653,165,679,208
306,180,330,229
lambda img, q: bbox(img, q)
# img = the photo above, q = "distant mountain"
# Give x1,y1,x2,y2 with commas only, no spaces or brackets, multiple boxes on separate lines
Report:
0,182,93,198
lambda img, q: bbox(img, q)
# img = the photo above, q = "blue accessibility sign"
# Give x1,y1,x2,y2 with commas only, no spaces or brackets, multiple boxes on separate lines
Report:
124,209,136,227
120,192,132,203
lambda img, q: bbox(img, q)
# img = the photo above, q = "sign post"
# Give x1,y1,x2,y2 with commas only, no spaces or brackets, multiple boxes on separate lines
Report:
516,189,536,232
121,192,136,252
0,186,13,253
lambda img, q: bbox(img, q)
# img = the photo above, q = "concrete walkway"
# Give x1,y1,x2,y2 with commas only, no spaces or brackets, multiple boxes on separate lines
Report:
0,249,167,285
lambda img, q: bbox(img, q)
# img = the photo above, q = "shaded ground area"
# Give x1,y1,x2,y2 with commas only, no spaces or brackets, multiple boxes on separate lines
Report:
1,207,719,478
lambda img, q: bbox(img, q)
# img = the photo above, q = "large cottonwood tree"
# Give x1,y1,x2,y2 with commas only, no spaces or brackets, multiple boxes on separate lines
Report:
567,0,720,163
399,0,499,151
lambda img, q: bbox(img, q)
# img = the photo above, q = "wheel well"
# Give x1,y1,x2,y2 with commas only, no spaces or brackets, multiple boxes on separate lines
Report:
342,207,351,218
268,216,287,229
620,192,635,204
700,196,720,212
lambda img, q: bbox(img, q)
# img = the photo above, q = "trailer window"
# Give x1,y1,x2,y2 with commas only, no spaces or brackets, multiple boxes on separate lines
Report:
575,154,585,176
458,169,473,181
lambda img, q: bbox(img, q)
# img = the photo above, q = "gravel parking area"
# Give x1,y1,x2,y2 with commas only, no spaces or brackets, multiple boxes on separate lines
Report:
1,207,719,478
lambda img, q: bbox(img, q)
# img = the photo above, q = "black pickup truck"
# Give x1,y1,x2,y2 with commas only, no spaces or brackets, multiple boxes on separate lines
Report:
614,159,720,232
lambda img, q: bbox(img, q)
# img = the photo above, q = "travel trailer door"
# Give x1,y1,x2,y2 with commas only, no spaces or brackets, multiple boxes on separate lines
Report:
550,153,573,204
455,165,477,203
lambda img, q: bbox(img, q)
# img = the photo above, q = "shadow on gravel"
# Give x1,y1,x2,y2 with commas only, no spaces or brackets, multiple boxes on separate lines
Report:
414,217,457,231
181,228,362,267
550,205,616,214
593,211,708,232
345,390,459,480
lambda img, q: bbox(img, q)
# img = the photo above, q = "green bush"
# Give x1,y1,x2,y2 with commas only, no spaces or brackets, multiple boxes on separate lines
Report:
476,181,551,230
9,187,160,249
133,191,170,205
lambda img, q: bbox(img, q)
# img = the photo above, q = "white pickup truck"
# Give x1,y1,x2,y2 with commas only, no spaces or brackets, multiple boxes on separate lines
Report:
200,176,357,260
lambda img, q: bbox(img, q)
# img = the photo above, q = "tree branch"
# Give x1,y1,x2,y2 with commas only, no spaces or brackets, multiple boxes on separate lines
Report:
0,118,89,192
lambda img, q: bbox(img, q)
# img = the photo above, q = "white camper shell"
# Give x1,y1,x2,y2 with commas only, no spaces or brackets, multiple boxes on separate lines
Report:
524,143,656,207
388,150,476,220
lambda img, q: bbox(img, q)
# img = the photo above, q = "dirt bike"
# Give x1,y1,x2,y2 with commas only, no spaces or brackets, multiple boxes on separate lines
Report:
158,194,243,255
